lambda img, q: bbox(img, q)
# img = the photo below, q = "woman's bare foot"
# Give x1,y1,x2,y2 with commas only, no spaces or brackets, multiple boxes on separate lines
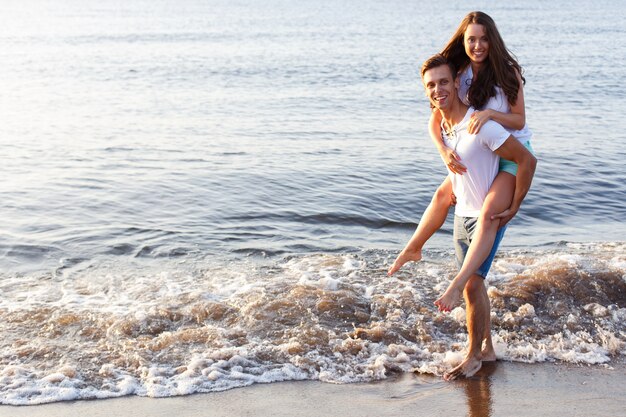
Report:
434,284,463,312
444,354,482,381
387,249,422,276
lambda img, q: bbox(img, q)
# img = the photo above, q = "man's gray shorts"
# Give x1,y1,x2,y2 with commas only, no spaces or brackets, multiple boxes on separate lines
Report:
453,215,507,278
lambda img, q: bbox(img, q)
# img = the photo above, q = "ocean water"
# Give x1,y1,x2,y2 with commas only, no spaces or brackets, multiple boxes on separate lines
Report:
0,0,625,405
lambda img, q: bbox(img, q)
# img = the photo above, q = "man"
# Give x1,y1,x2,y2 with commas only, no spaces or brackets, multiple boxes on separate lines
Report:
391,54,536,380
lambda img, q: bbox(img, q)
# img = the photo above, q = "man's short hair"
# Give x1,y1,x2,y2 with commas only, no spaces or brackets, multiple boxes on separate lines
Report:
421,54,456,80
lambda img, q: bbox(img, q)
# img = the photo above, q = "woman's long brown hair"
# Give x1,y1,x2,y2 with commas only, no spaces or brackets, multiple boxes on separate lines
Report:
441,11,525,109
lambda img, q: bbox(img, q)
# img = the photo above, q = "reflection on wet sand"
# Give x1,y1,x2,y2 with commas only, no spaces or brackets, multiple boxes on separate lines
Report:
458,362,497,417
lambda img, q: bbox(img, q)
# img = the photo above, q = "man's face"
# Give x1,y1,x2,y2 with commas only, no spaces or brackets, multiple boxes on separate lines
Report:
423,65,458,111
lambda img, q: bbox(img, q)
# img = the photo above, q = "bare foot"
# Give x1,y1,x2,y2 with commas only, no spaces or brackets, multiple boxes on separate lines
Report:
387,249,422,276
481,347,497,362
434,284,462,312
444,355,482,381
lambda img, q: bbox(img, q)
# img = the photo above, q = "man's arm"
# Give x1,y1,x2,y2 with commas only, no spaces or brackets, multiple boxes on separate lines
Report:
492,136,537,226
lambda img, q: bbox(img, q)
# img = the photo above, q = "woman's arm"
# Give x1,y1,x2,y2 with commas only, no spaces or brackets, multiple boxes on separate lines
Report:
468,69,526,134
429,110,466,174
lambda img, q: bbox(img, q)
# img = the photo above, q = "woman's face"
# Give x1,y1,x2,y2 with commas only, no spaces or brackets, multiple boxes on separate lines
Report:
464,23,489,65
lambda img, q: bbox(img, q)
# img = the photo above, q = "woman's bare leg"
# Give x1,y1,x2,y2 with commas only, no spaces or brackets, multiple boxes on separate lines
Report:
388,176,453,275
434,172,515,311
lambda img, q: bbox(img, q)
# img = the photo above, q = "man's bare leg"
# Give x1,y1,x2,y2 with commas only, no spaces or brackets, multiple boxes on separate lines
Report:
434,172,515,311
444,274,490,380
481,313,496,362
388,177,453,276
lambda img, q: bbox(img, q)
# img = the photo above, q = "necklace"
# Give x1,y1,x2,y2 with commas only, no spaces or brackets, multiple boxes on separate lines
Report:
443,121,461,151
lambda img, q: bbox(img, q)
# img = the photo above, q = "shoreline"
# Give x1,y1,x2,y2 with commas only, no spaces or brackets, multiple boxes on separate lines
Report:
2,360,624,417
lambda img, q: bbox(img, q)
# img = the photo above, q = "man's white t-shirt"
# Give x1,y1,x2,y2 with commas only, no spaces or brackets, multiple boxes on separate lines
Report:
442,107,510,217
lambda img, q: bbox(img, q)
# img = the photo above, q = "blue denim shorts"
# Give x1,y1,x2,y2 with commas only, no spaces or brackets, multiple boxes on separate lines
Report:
453,215,507,278
499,141,534,176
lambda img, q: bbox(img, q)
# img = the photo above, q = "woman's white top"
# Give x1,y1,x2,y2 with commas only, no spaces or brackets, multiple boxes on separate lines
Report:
458,66,533,143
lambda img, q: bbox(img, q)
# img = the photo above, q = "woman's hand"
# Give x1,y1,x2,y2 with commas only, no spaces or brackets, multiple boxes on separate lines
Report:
440,147,467,175
468,110,493,134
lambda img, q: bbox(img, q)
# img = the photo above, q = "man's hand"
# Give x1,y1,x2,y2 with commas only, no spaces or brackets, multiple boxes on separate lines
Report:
490,206,518,227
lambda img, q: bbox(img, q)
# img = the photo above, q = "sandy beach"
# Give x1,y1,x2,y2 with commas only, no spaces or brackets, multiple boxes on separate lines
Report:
2,360,624,417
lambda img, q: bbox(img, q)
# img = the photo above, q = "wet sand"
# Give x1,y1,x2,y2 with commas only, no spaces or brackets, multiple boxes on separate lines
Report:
2,361,625,417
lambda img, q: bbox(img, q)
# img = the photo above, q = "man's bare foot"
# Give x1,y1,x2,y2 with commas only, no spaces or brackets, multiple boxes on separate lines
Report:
434,284,462,312
387,249,422,276
481,346,497,362
443,354,482,381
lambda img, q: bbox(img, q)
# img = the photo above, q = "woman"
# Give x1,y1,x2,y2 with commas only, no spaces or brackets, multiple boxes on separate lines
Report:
388,12,534,313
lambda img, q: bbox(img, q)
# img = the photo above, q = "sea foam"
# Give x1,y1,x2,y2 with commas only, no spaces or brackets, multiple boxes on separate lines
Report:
1,244,624,405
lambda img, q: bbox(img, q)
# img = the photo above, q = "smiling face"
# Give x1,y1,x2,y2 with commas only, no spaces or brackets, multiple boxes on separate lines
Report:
464,23,489,66
423,64,459,112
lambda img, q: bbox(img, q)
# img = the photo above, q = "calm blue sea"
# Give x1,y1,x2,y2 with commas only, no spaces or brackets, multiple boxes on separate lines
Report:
0,0,625,405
